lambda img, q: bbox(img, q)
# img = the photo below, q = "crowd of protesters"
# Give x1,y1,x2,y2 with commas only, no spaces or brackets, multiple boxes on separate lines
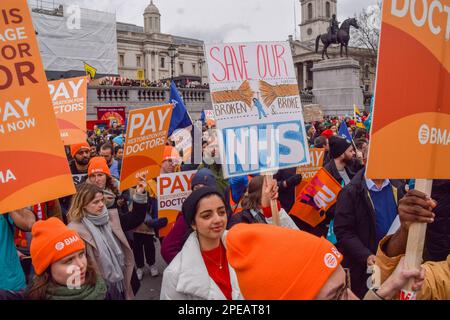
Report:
98,77,209,90
1,115,449,301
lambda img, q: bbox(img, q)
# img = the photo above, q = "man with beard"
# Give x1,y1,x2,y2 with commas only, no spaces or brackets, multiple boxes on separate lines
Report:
69,142,91,184
59,142,91,222
324,136,363,186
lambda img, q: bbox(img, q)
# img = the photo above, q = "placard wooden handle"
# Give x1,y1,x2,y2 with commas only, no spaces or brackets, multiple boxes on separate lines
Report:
400,179,433,300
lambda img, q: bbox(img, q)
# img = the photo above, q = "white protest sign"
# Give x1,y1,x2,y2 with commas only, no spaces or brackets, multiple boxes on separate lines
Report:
205,42,310,178
157,170,196,236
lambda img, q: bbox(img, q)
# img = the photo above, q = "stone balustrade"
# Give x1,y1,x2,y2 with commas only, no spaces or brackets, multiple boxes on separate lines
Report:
87,85,315,120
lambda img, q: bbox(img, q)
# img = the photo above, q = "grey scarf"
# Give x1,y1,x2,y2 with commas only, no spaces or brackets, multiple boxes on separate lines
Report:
82,207,125,293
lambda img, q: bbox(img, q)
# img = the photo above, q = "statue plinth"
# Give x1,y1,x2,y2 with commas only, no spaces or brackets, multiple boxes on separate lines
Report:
311,58,363,116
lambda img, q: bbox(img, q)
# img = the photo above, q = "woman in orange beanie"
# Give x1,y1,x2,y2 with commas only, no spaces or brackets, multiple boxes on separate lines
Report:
226,223,425,300
229,175,299,229
85,157,122,210
67,177,148,300
160,187,243,300
26,218,112,300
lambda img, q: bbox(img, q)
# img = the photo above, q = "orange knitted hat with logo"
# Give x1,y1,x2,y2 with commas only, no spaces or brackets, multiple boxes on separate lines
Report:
88,156,111,177
30,218,85,275
226,223,343,300
162,146,180,161
70,142,90,158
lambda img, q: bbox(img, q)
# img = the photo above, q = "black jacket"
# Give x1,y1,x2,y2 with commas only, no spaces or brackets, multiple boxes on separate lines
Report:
228,209,268,228
324,158,362,186
334,169,405,298
425,180,450,261
274,167,300,212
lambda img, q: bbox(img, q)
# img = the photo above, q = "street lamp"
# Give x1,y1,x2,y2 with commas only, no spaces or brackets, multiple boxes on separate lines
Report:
168,44,177,82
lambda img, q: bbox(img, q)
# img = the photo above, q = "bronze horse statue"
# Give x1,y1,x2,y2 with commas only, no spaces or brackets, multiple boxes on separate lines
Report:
315,18,359,60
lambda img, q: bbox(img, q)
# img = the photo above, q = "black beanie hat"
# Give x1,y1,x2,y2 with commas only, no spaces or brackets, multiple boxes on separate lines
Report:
182,187,225,227
329,136,352,159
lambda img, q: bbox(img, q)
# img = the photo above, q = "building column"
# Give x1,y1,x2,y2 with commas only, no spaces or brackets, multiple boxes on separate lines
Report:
154,51,160,81
296,63,303,89
303,62,308,89
144,49,152,81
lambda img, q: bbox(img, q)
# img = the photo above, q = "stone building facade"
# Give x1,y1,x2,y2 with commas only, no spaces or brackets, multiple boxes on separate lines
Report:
116,1,207,84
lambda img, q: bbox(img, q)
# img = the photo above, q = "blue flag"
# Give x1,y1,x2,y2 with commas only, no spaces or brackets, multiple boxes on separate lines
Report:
200,110,206,125
338,121,352,141
168,81,192,136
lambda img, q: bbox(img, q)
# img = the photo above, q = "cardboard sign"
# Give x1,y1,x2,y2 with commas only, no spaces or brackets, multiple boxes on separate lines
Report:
303,104,324,123
205,42,310,178
290,168,342,227
120,105,173,191
48,76,88,145
366,0,450,179
157,170,196,237
0,0,75,214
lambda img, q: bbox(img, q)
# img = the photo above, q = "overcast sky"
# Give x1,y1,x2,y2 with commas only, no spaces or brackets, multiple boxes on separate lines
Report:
55,0,378,42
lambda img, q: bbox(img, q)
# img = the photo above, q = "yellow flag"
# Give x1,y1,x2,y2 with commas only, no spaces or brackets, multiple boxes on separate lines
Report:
137,69,145,81
353,105,366,129
84,62,97,79
354,104,362,118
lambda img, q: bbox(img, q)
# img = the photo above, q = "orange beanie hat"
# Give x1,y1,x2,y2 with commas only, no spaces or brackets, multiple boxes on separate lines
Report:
226,223,343,300
88,157,111,177
70,142,90,158
30,218,85,275
163,146,180,161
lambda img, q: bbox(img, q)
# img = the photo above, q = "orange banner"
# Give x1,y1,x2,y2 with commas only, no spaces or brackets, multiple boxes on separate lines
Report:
295,148,325,199
48,76,88,145
366,0,450,179
120,104,173,191
157,170,196,237
0,0,75,214
290,168,342,227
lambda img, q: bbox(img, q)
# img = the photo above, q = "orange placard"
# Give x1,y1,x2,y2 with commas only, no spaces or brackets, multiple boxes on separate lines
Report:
295,148,325,198
157,170,196,237
296,148,325,180
290,168,342,227
48,76,88,145
120,104,173,191
0,0,75,214
366,0,450,179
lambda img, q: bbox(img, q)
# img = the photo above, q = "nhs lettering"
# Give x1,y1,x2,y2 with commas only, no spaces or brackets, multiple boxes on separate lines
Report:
206,41,310,178
222,121,307,176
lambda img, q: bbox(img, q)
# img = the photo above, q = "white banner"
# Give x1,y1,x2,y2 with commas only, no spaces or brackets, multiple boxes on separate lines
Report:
205,41,310,178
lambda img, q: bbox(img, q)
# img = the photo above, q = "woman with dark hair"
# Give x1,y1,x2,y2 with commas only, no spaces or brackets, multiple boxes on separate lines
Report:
228,175,299,229
160,187,243,300
26,218,120,300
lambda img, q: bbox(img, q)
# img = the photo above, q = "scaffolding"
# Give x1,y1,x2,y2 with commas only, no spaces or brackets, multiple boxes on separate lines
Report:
30,0,64,17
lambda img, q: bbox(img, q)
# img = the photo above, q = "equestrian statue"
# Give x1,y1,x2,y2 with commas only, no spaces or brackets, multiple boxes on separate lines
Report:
315,15,359,60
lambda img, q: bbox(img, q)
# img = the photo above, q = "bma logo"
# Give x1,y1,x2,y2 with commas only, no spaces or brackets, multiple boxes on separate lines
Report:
324,253,338,269
418,124,430,144
418,124,450,145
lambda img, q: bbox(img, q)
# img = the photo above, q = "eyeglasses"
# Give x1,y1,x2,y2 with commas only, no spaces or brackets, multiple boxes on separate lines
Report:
332,268,351,300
